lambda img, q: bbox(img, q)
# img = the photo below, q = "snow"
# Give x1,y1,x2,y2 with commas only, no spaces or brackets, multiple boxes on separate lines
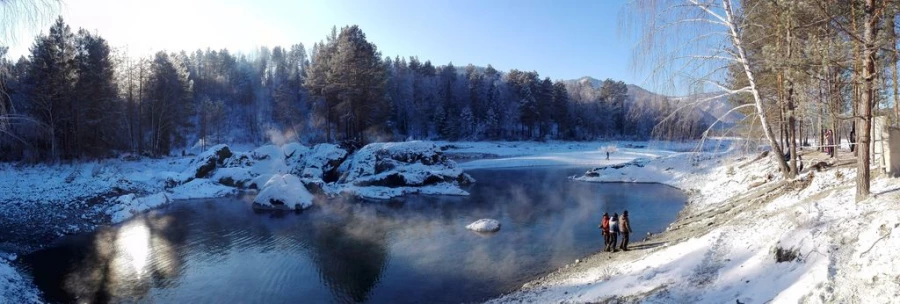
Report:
0,257,41,304
341,141,472,185
295,143,347,179
488,144,900,303
168,178,237,200
466,219,501,233
107,192,171,223
342,183,469,200
6,138,898,303
211,167,253,187
446,141,686,170
253,174,314,210
176,144,232,182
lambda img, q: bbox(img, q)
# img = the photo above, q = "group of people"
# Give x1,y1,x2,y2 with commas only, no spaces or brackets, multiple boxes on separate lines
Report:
823,127,857,158
599,210,632,252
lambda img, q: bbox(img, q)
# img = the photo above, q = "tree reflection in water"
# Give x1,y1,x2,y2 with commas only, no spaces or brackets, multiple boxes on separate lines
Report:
24,168,687,303
26,212,188,303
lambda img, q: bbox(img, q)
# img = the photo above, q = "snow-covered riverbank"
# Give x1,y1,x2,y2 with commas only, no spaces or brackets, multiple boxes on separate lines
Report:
489,147,900,303
6,139,893,303
0,140,474,302
0,139,722,302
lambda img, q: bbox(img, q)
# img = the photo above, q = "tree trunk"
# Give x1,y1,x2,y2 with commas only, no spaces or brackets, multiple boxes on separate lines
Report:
857,0,880,202
887,11,900,126
723,0,792,178
137,61,144,155
785,23,799,176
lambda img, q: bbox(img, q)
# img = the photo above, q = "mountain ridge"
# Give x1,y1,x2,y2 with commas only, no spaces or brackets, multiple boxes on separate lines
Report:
564,76,744,128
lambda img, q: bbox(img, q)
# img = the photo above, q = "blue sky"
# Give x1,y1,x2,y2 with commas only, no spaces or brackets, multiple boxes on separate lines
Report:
5,0,641,84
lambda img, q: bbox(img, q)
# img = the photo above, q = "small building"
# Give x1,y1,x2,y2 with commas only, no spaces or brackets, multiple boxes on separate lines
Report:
872,116,900,177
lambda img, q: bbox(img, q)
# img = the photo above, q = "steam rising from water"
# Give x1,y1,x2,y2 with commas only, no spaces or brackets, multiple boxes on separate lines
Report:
26,167,686,303
265,128,298,146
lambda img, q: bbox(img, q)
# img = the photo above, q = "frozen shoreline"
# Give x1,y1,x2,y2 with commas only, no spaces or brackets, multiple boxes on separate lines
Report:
6,139,895,303
489,147,900,303
0,140,473,302
0,140,718,303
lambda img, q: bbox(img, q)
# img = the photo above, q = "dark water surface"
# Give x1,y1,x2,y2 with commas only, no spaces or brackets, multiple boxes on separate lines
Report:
24,167,686,303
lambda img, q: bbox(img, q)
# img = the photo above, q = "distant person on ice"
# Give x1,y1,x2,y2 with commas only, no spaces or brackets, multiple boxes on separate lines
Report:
608,213,620,252
599,212,610,251
619,210,633,251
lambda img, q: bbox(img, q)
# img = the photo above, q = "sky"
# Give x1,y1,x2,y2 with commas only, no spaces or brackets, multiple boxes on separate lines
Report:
3,0,644,85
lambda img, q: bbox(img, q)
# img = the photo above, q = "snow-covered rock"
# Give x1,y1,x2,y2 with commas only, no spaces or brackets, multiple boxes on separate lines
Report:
107,192,171,223
581,158,652,180
253,174,314,211
251,144,283,161
295,143,348,181
283,142,309,168
212,167,254,188
339,141,475,190
177,144,233,183
346,183,470,200
168,178,237,200
466,219,501,233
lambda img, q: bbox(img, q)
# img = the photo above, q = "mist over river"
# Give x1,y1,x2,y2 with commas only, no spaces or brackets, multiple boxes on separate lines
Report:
24,167,686,303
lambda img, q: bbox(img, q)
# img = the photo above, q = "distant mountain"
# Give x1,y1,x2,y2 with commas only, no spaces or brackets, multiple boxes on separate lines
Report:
564,76,744,130
669,92,745,125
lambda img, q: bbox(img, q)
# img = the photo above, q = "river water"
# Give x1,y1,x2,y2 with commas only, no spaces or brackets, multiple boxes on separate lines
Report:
23,167,686,303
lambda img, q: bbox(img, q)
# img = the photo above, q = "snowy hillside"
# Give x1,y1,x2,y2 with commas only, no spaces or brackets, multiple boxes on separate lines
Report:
491,146,900,303
565,77,744,133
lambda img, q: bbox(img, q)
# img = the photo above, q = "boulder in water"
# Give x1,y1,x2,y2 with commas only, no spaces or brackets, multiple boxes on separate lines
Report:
466,219,501,233
253,174,314,211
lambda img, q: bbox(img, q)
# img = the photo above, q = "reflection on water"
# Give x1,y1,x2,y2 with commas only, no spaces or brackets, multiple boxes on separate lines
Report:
25,167,686,303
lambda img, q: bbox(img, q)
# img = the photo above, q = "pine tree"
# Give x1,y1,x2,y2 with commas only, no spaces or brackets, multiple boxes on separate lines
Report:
73,29,119,157
25,17,76,161
146,51,193,156
552,81,569,139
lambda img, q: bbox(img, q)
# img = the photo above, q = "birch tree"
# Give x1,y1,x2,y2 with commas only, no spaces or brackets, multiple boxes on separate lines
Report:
626,0,793,177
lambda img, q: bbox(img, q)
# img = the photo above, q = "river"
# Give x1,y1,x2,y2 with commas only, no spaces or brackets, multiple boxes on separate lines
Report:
23,167,686,303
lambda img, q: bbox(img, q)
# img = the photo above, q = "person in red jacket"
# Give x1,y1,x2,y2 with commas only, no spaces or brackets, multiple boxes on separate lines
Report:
599,212,610,251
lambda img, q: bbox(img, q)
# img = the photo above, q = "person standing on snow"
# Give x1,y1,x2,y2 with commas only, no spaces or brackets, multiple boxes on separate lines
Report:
599,212,611,251
619,210,633,251
825,129,835,158
608,213,620,252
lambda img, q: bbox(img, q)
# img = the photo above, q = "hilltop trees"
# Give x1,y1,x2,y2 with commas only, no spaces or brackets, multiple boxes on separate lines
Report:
0,18,705,162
